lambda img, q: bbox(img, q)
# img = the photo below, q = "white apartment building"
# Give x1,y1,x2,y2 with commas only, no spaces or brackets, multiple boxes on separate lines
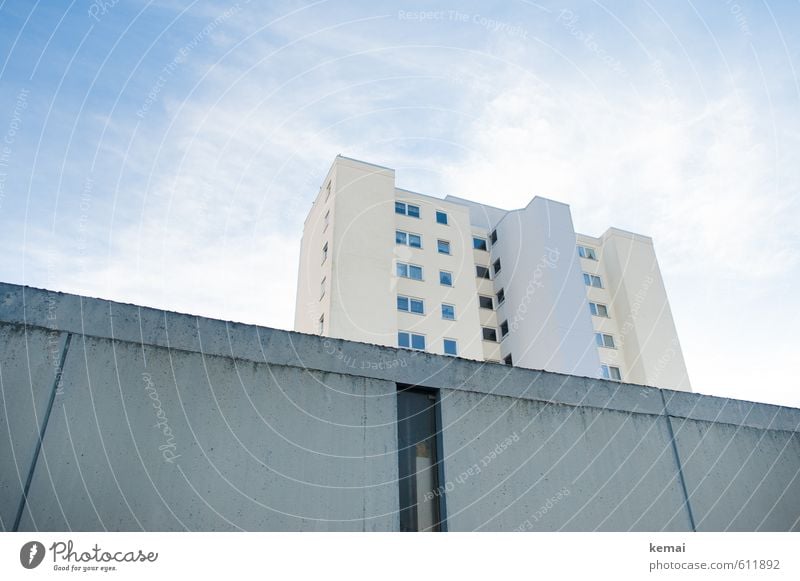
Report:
295,155,691,391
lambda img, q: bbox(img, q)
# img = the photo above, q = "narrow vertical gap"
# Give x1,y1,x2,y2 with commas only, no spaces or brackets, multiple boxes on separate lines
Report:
433,391,448,531
660,388,696,532
13,332,72,531
397,384,443,532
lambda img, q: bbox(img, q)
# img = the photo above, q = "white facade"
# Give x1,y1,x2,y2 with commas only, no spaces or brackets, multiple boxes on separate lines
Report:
295,156,691,391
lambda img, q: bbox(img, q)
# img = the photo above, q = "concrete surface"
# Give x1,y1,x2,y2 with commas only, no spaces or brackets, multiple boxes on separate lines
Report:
1,282,798,531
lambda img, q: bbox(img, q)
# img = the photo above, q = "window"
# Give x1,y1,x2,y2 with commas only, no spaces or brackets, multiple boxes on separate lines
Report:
583,273,603,288
398,331,426,351
397,387,443,532
318,314,324,335
395,201,420,218
441,304,455,320
492,259,502,276
439,270,453,287
490,229,498,244
397,295,424,315
601,364,622,381
437,240,451,255
589,302,609,317
325,181,332,201
436,211,448,225
482,327,498,342
595,333,615,349
496,288,505,305
479,295,494,310
397,262,423,281
503,354,513,366
473,236,488,251
578,245,597,260
443,339,457,356
396,230,422,248
320,277,326,300
321,242,328,264
500,320,509,338
323,210,330,231
476,265,490,279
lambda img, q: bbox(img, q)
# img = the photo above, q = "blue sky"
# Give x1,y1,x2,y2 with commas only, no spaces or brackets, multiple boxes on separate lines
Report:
0,1,798,407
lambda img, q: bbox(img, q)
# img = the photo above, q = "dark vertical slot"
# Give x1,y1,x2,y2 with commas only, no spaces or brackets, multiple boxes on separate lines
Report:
397,386,443,532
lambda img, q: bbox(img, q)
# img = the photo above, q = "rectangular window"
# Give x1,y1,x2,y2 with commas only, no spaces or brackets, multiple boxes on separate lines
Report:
496,288,505,305
482,327,498,342
479,295,494,310
595,332,615,349
325,181,332,201
397,386,443,532
493,258,502,276
436,211,448,225
601,364,622,381
397,295,424,315
439,270,453,287
441,304,455,320
476,265,490,279
320,277,326,300
490,229,498,244
437,240,451,255
398,331,426,351
321,241,328,264
397,262,423,281
500,320,509,337
318,314,324,334
323,210,330,231
583,273,603,288
396,230,422,248
472,236,488,251
503,354,513,366
395,201,420,218
578,245,597,260
589,302,609,317
443,339,457,356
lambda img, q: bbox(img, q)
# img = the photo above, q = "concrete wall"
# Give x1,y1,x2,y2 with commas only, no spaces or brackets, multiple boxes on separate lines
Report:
1,282,798,531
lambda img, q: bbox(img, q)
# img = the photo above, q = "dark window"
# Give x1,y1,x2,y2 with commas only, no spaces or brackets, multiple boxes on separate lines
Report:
476,265,490,279
496,288,505,304
490,230,498,244
435,211,448,225
493,259,502,276
397,296,424,315
439,270,453,286
503,354,513,366
397,387,444,532
601,365,622,381
396,202,420,218
472,237,488,251
398,331,426,350
583,273,602,288
441,304,455,320
578,246,597,260
479,295,493,310
482,327,498,342
500,320,509,337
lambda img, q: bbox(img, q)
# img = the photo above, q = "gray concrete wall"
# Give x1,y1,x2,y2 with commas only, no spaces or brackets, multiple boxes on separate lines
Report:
1,282,798,531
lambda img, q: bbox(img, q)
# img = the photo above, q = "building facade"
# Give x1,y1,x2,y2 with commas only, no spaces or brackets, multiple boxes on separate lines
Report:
295,156,690,391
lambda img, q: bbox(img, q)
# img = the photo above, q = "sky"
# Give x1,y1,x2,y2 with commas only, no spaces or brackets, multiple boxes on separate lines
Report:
0,0,798,408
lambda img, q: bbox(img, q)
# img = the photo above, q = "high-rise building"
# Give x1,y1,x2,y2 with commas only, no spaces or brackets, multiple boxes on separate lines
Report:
294,155,691,391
